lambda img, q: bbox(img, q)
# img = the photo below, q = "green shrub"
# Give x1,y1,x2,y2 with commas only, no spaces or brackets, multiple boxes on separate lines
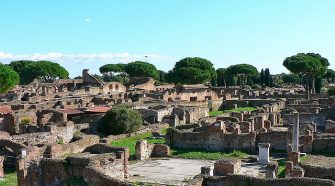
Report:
21,116,32,124
99,107,143,135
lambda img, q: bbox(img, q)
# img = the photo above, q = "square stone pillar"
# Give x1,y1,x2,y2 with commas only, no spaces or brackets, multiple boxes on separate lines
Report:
292,112,299,152
135,140,149,160
258,143,270,164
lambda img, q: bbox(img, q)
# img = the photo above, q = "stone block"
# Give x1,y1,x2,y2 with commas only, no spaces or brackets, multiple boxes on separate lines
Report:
214,158,241,176
258,143,270,164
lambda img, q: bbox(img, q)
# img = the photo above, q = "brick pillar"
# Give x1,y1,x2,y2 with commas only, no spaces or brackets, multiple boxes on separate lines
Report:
254,116,264,130
285,161,293,178
288,151,300,164
248,119,255,132
303,130,313,153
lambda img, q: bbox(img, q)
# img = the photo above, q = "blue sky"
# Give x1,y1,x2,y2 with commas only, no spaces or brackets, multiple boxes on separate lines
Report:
1,0,335,77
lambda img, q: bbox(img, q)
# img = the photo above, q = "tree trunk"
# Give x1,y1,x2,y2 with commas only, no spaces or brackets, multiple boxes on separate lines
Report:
311,75,316,94
305,75,310,100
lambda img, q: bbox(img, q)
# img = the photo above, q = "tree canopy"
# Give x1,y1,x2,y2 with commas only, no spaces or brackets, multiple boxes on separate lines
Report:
324,69,335,83
99,63,126,76
8,60,36,84
9,60,69,84
167,57,216,85
124,61,159,79
33,61,69,83
282,73,302,84
226,64,259,86
0,63,20,93
283,53,329,98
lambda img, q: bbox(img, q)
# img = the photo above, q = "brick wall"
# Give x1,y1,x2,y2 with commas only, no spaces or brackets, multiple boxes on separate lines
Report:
202,175,335,186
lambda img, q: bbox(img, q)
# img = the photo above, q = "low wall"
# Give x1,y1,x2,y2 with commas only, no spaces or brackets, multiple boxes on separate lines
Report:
301,163,335,181
202,175,335,186
312,137,335,153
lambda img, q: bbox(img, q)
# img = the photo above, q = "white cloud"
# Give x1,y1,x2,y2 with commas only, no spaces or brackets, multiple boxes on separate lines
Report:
0,52,175,77
84,18,91,22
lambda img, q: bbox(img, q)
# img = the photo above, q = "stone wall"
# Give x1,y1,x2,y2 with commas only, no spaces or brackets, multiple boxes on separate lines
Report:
257,131,290,151
283,113,326,128
166,127,256,152
202,175,335,186
312,137,335,154
44,135,100,158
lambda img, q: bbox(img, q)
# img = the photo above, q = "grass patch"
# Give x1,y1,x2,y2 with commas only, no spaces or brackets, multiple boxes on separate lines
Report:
277,159,286,178
209,111,225,116
111,129,166,157
171,148,248,160
209,107,257,116
300,155,309,163
0,167,17,186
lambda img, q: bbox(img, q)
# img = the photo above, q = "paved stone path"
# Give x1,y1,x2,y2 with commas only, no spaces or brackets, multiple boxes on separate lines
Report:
129,158,266,185
129,158,214,185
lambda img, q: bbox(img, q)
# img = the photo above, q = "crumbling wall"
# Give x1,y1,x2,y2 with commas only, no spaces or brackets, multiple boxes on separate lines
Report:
44,135,100,158
37,109,67,125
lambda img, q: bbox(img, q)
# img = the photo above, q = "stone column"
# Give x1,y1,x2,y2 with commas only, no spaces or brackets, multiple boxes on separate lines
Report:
292,112,299,152
258,143,270,164
135,140,149,160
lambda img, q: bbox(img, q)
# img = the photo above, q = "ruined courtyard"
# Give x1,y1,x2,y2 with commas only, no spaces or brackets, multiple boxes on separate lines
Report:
0,66,334,186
